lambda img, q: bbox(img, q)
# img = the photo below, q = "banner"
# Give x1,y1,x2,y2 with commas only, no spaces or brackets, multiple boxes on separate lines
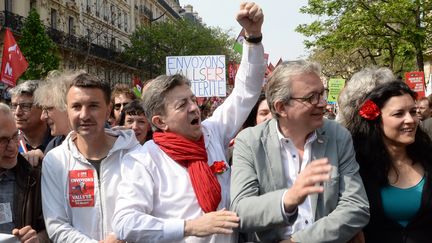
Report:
227,61,239,86
0,29,28,87
166,55,226,97
327,78,345,103
425,73,432,97
233,28,245,54
405,71,425,98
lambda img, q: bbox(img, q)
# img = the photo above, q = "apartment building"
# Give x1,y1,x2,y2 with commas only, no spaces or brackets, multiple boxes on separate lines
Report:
0,0,183,85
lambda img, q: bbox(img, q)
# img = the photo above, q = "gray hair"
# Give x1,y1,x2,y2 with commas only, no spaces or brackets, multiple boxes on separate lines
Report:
0,102,11,116
8,80,40,98
34,70,85,111
265,60,321,118
142,74,190,131
337,67,395,126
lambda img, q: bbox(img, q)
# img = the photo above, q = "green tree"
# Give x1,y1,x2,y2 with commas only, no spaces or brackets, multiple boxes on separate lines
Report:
18,8,60,80
296,0,431,76
124,19,238,78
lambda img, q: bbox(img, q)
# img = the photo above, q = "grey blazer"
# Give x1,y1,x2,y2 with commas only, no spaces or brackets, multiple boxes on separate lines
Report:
230,118,369,242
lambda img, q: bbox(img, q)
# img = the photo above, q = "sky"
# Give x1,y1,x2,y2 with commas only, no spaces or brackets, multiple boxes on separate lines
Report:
179,0,315,64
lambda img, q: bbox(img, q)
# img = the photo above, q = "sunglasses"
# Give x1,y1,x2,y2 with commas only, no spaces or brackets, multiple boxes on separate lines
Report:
114,102,129,111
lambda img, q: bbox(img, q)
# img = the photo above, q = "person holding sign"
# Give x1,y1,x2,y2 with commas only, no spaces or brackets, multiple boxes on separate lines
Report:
41,73,140,242
112,2,265,242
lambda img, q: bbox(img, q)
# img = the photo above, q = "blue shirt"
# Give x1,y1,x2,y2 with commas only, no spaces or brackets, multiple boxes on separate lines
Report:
381,176,425,227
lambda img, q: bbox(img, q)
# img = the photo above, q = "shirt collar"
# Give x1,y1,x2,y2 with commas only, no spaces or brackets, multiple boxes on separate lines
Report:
275,120,317,145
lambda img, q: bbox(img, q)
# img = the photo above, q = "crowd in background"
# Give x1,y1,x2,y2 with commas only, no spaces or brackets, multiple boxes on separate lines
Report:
1,2,432,243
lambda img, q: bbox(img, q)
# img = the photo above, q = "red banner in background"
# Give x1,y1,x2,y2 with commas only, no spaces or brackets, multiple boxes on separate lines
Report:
0,28,28,87
405,71,425,99
228,61,240,86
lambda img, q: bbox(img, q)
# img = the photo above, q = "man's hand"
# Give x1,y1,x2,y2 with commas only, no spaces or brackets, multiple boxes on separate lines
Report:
12,226,39,243
283,158,331,212
98,232,125,243
184,208,240,237
23,149,44,167
236,2,263,37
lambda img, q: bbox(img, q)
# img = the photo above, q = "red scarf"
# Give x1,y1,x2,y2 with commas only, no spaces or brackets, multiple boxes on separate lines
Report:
153,131,221,213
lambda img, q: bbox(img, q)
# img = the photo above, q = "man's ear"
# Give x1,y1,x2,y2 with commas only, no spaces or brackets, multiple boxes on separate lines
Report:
152,115,168,131
274,100,287,118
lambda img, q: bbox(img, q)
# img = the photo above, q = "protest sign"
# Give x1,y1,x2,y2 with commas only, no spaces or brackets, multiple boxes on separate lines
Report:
405,71,425,98
166,55,226,97
327,78,345,103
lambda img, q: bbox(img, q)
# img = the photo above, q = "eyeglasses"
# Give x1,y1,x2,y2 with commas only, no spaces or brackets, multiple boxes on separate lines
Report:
0,132,19,150
10,102,34,112
114,102,129,111
290,89,329,105
42,106,55,115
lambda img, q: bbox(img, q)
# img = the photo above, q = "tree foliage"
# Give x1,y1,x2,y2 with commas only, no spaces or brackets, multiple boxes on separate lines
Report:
18,8,60,80
296,0,431,77
124,19,238,78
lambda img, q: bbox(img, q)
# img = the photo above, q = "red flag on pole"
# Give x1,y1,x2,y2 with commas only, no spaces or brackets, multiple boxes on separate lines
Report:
1,28,28,87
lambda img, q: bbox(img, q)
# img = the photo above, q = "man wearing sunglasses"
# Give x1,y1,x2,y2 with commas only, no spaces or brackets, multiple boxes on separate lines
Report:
0,103,49,242
110,84,137,126
231,60,369,242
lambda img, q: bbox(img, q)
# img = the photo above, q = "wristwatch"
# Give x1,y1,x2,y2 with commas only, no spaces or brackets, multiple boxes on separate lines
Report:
244,35,262,43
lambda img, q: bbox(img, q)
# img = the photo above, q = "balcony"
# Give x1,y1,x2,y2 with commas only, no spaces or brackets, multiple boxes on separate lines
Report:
139,5,153,19
0,11,137,68
156,0,181,19
0,11,25,33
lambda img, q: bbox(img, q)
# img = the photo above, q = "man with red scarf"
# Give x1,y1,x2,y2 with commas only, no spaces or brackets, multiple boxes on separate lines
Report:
112,2,265,242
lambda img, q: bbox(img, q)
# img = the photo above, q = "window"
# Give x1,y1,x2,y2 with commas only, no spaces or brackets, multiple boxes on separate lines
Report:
86,28,92,42
30,0,36,9
51,9,58,29
124,13,128,31
95,0,100,16
68,17,74,35
118,10,122,28
5,0,12,12
86,0,92,13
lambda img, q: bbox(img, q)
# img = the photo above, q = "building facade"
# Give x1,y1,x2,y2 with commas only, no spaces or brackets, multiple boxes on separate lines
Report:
0,0,183,85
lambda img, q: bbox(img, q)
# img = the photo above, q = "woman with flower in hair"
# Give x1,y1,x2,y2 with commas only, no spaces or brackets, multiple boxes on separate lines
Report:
346,80,432,242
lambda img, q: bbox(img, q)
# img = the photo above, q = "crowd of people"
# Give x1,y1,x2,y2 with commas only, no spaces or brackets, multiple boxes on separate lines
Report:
1,2,432,243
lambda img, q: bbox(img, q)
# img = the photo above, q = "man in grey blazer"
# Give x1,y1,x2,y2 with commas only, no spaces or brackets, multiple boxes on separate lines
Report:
231,60,369,242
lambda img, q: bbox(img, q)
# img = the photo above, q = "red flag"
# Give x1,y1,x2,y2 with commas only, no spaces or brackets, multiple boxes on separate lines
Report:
1,28,28,87
268,63,275,71
275,58,283,67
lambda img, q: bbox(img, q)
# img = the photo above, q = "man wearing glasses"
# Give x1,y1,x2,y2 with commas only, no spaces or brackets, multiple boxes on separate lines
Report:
8,80,52,166
230,60,369,242
0,103,49,242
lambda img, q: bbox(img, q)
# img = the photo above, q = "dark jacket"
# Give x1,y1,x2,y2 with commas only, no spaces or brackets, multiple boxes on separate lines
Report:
12,154,49,242
363,170,432,243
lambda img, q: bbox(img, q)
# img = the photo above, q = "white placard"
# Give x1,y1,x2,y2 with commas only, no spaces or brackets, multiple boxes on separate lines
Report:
166,55,226,97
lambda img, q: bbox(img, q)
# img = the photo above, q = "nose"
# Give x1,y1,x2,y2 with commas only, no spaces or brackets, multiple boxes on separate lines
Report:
79,106,90,120
40,110,48,120
189,100,199,112
131,121,138,130
406,112,416,123
317,96,327,107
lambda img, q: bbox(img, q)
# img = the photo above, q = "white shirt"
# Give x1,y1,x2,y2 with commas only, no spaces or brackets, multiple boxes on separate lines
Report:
276,121,317,238
112,42,266,243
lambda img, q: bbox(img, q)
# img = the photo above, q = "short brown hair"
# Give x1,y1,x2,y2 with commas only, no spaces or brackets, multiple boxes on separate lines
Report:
111,83,136,103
